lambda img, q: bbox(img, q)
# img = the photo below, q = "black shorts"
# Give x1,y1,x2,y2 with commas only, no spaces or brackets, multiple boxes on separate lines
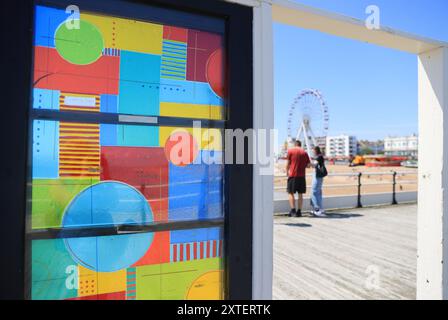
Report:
287,177,306,194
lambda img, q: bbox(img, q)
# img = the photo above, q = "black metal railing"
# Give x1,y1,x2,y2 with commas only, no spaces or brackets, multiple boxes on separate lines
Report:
274,171,417,207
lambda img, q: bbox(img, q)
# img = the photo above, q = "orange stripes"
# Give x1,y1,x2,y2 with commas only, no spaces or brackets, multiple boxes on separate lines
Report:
59,122,100,178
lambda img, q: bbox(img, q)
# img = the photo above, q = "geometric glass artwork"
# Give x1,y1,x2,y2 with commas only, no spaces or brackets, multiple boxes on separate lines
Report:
28,4,226,300
31,228,224,300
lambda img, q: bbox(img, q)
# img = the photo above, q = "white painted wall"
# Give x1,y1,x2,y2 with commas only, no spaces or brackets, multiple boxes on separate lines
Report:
417,47,448,300
252,0,274,300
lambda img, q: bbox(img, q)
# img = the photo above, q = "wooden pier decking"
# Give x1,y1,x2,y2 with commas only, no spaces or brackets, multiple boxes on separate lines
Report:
273,204,417,300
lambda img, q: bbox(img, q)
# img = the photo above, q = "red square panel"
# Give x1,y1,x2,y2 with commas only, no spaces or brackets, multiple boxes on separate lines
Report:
163,26,188,43
186,30,222,83
132,231,170,266
100,147,169,221
34,46,119,95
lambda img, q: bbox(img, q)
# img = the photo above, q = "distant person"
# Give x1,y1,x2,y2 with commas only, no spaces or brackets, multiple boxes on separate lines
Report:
286,140,310,217
310,146,328,217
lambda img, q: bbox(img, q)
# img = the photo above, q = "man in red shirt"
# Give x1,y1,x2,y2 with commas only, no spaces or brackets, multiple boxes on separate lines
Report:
286,140,311,217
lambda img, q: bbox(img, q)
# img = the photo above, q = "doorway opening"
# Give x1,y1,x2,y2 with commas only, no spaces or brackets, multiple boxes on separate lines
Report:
272,22,418,300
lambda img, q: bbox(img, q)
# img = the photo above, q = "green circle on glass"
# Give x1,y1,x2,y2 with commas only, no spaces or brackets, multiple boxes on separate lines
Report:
55,20,104,65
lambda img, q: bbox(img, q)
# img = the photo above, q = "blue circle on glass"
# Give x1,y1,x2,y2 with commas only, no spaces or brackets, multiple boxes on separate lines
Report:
62,181,153,272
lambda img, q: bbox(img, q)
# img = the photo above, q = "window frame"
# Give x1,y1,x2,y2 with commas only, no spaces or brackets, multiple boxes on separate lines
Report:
1,0,253,300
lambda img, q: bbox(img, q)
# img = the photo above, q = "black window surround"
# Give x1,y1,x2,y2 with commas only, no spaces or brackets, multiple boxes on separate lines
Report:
0,0,253,300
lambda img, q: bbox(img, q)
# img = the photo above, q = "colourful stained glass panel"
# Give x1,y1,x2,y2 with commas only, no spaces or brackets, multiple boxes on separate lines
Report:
33,5,226,120
28,5,226,300
31,228,224,300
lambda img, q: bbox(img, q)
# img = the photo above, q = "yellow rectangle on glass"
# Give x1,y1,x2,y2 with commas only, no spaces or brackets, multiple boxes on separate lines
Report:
160,102,224,120
81,13,163,55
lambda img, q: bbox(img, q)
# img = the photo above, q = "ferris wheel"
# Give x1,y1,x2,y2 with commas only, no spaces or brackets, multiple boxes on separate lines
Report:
287,89,329,155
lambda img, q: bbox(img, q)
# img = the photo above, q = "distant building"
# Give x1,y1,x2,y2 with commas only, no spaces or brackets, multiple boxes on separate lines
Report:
315,136,327,155
358,140,384,155
326,135,358,158
384,134,418,157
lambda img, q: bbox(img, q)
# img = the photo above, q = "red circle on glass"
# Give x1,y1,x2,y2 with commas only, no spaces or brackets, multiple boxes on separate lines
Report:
206,48,225,98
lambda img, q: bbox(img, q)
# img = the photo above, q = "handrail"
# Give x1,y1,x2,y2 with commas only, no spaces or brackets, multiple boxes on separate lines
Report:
273,171,417,178
274,170,417,206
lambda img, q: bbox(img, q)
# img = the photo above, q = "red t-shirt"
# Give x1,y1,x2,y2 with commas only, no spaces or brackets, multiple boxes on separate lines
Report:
287,147,310,177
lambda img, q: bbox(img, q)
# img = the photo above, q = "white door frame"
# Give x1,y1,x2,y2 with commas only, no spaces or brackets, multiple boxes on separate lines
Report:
225,0,448,300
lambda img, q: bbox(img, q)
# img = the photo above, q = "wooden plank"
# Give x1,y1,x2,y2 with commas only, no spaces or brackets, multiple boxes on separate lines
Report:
272,0,448,54
273,204,416,299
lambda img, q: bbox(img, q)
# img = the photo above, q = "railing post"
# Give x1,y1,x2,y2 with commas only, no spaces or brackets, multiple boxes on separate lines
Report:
392,171,398,205
357,172,362,208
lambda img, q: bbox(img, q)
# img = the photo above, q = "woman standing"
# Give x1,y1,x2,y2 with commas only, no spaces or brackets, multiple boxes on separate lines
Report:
311,146,327,217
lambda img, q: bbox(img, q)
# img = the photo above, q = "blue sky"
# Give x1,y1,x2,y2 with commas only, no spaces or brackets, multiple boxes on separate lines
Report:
274,0,448,145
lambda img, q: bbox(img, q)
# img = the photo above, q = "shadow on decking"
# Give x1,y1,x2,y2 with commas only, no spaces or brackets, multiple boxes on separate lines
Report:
279,213,362,228
314,213,363,219
281,223,313,228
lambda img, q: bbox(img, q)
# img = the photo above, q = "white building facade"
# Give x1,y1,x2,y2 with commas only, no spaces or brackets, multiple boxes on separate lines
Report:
326,135,358,157
315,136,327,154
384,135,418,157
